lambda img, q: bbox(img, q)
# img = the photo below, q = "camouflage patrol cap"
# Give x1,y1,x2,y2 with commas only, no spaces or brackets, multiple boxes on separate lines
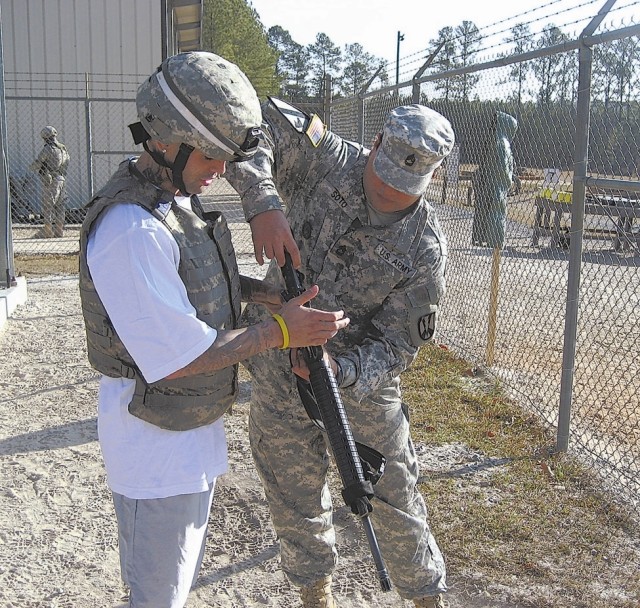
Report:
135,52,262,162
373,105,454,196
41,126,58,139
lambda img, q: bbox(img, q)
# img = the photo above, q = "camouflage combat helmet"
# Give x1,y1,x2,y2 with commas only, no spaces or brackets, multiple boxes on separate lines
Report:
129,51,262,195
133,51,262,163
40,126,58,140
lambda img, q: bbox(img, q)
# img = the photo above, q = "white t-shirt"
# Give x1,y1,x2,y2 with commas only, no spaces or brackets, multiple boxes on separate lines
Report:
87,198,228,499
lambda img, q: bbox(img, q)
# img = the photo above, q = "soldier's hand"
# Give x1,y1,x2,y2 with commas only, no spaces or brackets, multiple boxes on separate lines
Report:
249,209,301,268
289,348,310,380
279,286,349,348
289,347,338,382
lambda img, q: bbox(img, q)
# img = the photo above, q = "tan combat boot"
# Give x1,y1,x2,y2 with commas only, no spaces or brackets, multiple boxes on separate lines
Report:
414,594,448,608
300,575,336,608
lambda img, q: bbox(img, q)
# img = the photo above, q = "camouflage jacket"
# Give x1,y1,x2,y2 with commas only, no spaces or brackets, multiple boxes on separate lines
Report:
79,159,241,430
31,140,70,182
226,98,447,401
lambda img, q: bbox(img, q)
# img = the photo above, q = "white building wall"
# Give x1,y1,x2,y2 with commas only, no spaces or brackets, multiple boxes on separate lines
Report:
3,0,160,92
1,0,163,207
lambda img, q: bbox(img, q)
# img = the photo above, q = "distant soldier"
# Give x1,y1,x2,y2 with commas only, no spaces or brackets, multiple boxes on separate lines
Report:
30,126,70,238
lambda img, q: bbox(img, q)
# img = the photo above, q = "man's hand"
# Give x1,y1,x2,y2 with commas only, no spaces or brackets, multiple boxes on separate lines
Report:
278,286,349,348
289,347,338,381
249,209,301,268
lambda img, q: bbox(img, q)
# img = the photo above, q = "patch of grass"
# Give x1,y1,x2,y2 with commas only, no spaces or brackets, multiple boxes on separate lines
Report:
404,343,640,608
15,254,79,277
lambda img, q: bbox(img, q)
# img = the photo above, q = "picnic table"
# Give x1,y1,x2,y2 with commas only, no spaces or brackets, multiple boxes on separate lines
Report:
532,193,640,251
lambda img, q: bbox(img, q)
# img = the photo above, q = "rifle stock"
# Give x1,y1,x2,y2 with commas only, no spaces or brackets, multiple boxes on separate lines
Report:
280,252,392,592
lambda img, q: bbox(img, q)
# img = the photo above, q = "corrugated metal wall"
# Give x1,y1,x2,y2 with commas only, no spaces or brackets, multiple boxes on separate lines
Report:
2,0,160,81
1,0,162,207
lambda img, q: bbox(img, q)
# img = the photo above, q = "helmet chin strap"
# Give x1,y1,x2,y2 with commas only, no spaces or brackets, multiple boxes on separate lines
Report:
143,141,194,195
171,143,195,196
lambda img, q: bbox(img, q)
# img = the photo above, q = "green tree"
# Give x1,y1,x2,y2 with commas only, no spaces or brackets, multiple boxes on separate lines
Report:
267,25,311,98
608,37,640,117
504,23,533,109
531,25,571,105
429,27,458,102
201,0,279,97
593,36,640,118
307,33,342,97
339,43,385,96
452,20,480,101
593,42,618,109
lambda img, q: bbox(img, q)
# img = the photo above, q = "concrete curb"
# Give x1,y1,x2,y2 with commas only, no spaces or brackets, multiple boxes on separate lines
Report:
0,276,28,331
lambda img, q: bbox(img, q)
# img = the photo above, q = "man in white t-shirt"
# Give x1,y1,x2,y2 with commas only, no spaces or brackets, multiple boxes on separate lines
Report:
78,52,349,608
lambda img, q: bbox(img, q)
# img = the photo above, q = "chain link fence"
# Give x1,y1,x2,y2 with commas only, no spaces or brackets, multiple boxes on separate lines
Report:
4,76,329,259
5,72,138,255
326,16,640,516
5,9,640,517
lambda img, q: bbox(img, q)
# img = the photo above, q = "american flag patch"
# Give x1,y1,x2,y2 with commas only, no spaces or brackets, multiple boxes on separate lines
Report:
305,115,325,147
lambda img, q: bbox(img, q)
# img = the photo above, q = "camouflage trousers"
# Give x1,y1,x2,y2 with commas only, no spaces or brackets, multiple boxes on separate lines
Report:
246,350,448,599
40,179,66,237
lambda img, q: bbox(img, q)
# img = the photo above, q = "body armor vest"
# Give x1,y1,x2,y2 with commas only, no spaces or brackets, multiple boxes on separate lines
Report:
51,141,70,179
79,159,241,431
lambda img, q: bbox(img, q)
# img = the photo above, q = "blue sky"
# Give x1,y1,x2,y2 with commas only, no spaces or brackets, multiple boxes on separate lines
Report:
249,0,638,79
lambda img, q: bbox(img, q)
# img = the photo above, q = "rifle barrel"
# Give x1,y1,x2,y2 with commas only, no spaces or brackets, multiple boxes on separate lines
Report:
280,252,392,592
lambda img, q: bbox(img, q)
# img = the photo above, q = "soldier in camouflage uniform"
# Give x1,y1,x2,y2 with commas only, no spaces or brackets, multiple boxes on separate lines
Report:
78,53,348,608
30,125,70,238
226,100,455,608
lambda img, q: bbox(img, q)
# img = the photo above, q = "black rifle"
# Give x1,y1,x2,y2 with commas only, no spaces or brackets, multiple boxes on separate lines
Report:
280,252,392,592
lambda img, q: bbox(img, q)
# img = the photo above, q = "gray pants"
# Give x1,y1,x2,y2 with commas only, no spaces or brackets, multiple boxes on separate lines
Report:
112,481,216,608
248,357,447,600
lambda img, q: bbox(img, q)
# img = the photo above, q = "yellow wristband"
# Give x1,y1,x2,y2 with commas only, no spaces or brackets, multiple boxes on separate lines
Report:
272,314,290,350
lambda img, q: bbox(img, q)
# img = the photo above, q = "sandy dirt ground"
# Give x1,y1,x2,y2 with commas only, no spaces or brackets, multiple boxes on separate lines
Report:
0,274,523,608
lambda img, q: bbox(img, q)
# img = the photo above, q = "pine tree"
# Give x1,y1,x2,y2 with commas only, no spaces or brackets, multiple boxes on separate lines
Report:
201,0,279,97
340,43,386,97
307,33,342,97
267,25,311,98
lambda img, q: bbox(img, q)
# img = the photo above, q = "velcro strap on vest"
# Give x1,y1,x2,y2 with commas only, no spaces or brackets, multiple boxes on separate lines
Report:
135,389,227,408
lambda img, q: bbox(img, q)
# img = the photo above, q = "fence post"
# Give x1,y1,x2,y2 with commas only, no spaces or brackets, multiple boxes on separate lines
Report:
556,1,614,452
0,3,15,289
411,80,420,104
412,42,445,104
324,74,332,131
357,65,385,146
85,74,94,198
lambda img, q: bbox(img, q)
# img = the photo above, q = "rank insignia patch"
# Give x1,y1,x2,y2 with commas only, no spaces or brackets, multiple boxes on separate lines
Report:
305,114,326,147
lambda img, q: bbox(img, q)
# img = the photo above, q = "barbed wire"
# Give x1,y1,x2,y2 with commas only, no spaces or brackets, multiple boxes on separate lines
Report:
4,72,144,96
395,0,639,82
6,2,639,96
393,0,591,74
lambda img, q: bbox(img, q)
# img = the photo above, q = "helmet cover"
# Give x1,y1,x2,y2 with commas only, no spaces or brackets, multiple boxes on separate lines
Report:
40,126,58,139
136,52,262,162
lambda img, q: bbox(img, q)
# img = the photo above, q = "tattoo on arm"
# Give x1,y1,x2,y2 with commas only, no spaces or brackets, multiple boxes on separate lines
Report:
165,320,280,379
240,276,280,305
